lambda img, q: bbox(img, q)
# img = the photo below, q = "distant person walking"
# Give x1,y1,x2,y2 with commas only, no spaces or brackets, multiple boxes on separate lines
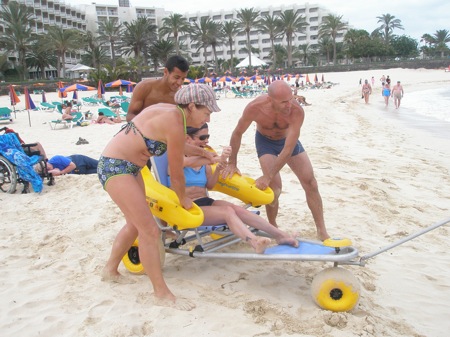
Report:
382,82,391,107
391,81,404,109
361,79,372,104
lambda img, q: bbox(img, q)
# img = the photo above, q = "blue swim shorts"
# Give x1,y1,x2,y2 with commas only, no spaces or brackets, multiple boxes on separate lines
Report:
255,130,304,158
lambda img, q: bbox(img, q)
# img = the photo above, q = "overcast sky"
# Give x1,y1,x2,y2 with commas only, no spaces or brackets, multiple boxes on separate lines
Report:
81,0,449,42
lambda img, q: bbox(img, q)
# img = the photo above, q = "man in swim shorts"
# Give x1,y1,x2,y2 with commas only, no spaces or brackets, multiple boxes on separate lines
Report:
222,80,330,241
391,81,404,109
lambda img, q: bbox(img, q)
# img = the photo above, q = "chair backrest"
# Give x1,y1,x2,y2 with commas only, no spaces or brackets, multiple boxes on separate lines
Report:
120,101,129,113
150,152,169,187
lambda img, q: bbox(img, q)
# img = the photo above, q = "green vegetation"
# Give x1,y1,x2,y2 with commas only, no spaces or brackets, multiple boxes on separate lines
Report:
0,2,448,83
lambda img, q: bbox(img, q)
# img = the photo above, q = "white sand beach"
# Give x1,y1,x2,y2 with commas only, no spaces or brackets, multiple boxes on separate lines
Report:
1,68,449,337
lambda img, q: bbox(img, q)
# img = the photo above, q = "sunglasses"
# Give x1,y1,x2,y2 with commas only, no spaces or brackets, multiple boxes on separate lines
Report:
197,134,210,141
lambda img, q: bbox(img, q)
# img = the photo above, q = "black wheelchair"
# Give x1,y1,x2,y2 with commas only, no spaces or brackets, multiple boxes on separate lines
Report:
0,127,54,193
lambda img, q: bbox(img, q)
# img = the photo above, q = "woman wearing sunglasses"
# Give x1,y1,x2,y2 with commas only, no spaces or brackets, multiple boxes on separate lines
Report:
172,123,299,253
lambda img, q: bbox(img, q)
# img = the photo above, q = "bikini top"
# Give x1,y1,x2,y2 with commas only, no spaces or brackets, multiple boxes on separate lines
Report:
117,106,187,156
119,121,167,156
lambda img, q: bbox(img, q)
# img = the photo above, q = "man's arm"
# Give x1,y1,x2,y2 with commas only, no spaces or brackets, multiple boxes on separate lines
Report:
126,83,147,121
228,107,254,166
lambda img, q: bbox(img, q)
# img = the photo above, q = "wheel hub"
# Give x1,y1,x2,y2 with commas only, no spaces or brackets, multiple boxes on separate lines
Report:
128,246,140,264
330,288,343,300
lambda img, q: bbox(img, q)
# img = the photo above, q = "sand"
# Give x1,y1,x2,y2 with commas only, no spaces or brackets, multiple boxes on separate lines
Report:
1,68,449,337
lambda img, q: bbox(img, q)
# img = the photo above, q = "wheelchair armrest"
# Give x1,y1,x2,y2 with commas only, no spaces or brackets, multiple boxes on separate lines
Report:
22,143,39,156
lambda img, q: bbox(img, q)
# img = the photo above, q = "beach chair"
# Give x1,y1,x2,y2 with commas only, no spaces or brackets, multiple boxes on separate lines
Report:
39,102,56,111
98,107,126,120
120,101,129,114
0,107,13,123
49,112,84,130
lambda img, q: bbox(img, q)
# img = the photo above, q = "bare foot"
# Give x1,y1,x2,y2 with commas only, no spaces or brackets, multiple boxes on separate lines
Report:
153,295,196,311
101,268,136,284
318,230,330,241
277,237,299,248
253,237,271,254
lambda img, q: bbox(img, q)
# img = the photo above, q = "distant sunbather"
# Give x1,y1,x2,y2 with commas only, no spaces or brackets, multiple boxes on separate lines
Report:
95,111,121,124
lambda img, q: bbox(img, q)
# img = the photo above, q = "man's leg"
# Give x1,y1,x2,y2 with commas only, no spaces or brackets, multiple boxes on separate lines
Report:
259,154,282,227
287,152,329,241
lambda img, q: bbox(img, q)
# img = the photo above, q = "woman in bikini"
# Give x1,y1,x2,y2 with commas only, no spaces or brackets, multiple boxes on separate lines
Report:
98,84,220,311
361,79,372,104
174,124,298,253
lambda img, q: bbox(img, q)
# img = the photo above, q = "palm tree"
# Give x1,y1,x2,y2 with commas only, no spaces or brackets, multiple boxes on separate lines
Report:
430,29,450,58
0,1,36,80
297,43,313,66
0,53,12,80
81,31,101,69
159,13,191,56
316,36,333,64
207,21,224,72
43,27,80,78
97,19,123,68
149,39,177,69
319,14,347,64
376,13,404,45
236,8,260,68
26,40,57,79
81,46,110,71
278,9,308,67
267,44,287,69
222,21,239,71
120,17,157,72
258,14,283,69
190,17,215,71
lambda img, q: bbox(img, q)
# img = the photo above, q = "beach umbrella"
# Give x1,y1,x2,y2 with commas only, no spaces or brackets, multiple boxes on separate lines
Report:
97,79,105,99
119,85,123,96
197,77,212,83
72,90,78,101
41,91,47,103
63,83,95,92
314,74,318,82
23,87,36,127
9,85,20,118
322,74,325,82
105,79,136,87
57,81,67,99
218,76,234,82
184,78,194,83
306,74,310,84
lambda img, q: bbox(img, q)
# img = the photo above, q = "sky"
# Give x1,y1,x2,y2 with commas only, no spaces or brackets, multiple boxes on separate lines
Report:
80,0,449,42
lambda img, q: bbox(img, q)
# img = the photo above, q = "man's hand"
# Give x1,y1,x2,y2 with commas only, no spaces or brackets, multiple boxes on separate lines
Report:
255,175,271,190
48,168,62,176
221,162,241,179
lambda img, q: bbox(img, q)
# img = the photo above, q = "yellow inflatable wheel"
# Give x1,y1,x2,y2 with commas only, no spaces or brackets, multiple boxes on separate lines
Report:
122,239,166,275
311,267,360,312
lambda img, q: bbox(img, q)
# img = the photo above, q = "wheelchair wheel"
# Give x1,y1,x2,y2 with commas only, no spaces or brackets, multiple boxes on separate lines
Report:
311,267,360,312
122,238,166,275
0,155,17,193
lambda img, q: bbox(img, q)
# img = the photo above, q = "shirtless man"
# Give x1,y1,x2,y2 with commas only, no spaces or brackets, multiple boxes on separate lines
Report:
127,55,190,121
223,80,330,241
391,81,404,109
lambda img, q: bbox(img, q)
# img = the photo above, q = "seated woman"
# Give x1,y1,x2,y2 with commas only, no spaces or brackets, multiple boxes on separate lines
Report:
61,102,75,120
170,123,298,254
95,111,122,124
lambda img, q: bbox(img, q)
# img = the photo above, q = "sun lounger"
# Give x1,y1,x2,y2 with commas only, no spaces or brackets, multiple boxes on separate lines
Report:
0,107,13,124
49,112,84,130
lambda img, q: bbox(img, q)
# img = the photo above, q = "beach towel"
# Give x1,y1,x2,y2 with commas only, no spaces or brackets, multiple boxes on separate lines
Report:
0,134,43,193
